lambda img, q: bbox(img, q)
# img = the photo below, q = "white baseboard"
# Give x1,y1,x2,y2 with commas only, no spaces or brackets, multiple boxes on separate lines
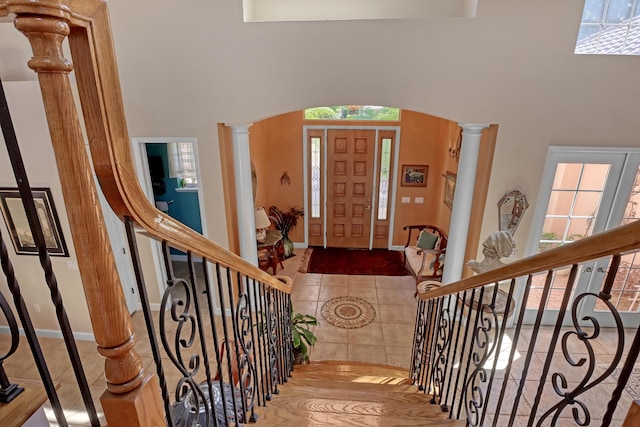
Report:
390,245,404,251
0,325,95,342
293,242,307,249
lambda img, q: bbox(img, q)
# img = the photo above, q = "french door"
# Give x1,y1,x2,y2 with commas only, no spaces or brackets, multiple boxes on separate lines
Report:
521,148,640,327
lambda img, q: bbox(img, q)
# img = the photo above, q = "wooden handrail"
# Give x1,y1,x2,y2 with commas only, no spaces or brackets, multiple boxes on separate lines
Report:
419,219,640,300
0,0,289,295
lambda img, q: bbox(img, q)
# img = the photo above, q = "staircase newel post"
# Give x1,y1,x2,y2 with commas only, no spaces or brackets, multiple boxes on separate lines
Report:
13,13,164,426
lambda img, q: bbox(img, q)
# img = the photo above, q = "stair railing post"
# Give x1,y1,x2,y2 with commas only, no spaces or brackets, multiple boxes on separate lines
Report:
12,12,164,426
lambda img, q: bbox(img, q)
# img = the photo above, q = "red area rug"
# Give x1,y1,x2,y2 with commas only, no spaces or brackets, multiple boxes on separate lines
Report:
307,248,409,276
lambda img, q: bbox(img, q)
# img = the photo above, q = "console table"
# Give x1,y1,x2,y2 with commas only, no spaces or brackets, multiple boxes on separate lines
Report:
257,230,284,274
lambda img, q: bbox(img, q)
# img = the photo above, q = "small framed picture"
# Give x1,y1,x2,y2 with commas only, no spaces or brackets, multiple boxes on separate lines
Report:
401,165,428,187
444,171,457,209
0,187,69,257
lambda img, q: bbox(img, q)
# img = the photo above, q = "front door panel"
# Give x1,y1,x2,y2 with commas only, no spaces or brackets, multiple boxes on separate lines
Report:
326,129,375,248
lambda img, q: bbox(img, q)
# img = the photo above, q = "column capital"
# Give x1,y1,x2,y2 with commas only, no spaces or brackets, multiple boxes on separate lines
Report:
458,123,489,135
227,123,253,134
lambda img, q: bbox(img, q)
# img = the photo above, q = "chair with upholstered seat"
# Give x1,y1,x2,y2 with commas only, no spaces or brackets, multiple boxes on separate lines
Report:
402,224,447,287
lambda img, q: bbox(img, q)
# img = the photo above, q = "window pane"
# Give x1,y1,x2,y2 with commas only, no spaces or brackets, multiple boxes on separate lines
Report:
305,106,400,121
552,163,581,190
310,137,321,218
377,138,392,220
605,0,633,23
582,0,606,23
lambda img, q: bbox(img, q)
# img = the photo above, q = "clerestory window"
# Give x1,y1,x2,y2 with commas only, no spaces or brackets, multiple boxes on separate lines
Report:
575,0,640,55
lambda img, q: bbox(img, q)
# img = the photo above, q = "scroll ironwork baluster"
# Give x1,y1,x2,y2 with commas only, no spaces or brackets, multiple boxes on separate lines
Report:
430,297,450,402
410,299,426,384
455,287,482,419
234,273,257,422
537,257,625,426
463,284,499,426
441,292,462,412
528,264,579,427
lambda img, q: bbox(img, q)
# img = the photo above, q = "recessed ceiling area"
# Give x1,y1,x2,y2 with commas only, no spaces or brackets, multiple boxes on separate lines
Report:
243,0,478,22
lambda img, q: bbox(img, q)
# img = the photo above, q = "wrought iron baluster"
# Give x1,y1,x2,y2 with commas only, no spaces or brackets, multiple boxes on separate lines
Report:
0,286,22,403
441,292,463,412
463,284,499,427
494,275,533,426
429,297,449,405
0,76,97,426
418,298,435,392
244,277,263,408
200,258,229,427
159,242,211,427
265,288,280,395
450,289,476,419
213,262,234,423
124,223,173,426
224,268,244,425
284,293,294,377
256,284,273,400
508,271,554,426
452,288,484,418
480,280,516,427
410,299,426,383
603,323,640,425
527,264,579,427
537,256,626,426
186,252,219,427
234,273,257,422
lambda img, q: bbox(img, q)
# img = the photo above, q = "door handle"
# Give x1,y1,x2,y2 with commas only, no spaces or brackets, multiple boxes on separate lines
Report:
584,267,592,273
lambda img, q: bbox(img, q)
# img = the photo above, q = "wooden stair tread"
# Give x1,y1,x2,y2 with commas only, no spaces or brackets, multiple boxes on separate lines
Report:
274,384,431,405
253,361,465,426
254,409,465,426
0,379,49,427
296,360,410,377
285,377,422,396
289,370,413,385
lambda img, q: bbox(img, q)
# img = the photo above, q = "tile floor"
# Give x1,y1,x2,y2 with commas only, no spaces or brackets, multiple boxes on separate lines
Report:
1,248,638,425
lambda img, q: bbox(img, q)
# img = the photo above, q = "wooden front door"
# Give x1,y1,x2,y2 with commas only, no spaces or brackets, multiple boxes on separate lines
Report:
326,129,375,248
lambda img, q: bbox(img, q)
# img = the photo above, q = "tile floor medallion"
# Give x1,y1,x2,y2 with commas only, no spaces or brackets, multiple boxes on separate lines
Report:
320,296,376,329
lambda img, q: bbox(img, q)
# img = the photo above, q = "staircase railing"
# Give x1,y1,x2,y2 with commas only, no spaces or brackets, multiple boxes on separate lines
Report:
0,1,293,426
412,221,640,426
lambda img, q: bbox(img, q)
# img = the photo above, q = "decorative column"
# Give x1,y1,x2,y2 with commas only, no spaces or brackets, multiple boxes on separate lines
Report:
230,124,259,265
442,123,488,284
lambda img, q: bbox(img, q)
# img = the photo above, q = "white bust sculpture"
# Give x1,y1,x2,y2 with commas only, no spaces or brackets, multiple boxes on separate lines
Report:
467,231,515,274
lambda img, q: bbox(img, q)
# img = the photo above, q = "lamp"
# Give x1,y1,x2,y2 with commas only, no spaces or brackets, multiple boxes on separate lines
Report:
254,207,271,243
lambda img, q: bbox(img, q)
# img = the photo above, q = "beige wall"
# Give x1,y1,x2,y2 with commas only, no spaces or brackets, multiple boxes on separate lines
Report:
0,82,92,334
2,0,640,273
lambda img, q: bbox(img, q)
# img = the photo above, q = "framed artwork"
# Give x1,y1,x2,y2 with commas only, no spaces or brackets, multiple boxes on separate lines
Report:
0,187,69,257
444,171,457,209
401,165,428,187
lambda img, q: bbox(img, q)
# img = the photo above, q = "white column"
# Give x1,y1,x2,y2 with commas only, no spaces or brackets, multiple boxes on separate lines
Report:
442,123,488,284
230,124,258,266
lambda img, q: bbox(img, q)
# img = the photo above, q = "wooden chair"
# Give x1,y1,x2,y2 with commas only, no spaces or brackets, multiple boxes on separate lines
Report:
402,225,448,287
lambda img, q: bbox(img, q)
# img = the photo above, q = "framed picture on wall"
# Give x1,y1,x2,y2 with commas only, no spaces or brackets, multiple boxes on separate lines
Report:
0,187,69,257
443,171,457,209
401,165,428,187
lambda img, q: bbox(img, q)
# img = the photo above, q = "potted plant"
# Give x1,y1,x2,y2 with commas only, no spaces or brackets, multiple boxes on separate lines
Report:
291,306,318,365
268,206,304,258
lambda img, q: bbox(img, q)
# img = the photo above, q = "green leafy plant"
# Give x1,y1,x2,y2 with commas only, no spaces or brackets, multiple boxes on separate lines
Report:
268,206,304,238
268,206,304,258
290,305,318,364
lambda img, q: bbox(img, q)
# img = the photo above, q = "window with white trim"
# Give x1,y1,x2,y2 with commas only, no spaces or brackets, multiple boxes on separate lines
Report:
168,142,198,187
